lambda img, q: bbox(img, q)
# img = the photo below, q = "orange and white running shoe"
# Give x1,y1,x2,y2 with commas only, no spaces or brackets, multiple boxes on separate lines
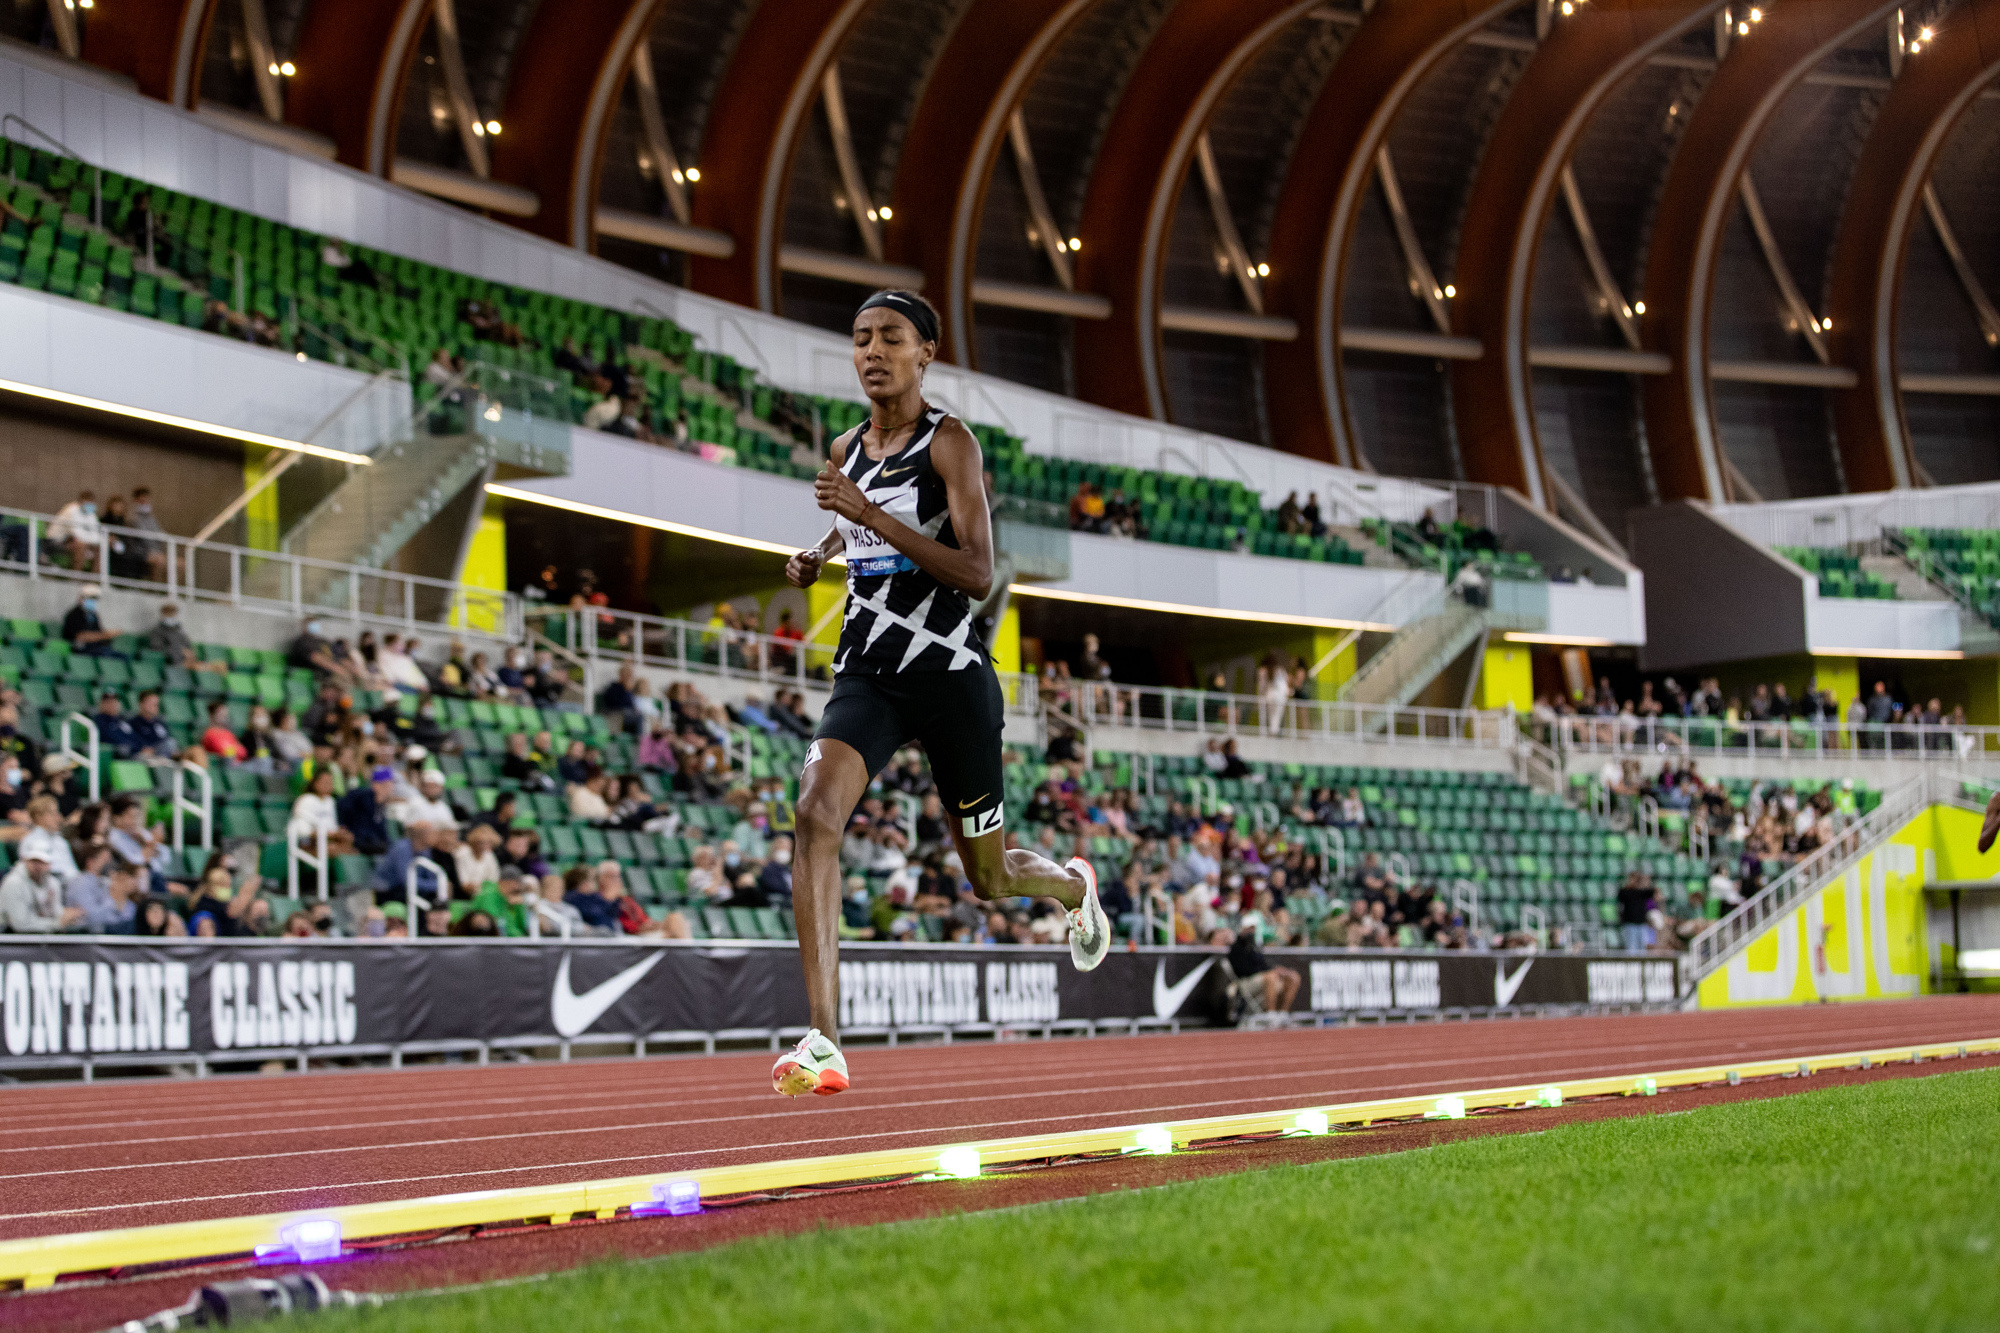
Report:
772,1028,849,1097
1066,857,1110,972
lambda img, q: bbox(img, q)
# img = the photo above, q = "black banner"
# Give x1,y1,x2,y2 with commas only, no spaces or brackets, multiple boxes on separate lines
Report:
0,939,1683,1065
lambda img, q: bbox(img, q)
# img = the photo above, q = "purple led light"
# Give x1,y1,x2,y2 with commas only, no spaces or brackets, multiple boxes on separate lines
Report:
630,1179,702,1217
254,1218,342,1263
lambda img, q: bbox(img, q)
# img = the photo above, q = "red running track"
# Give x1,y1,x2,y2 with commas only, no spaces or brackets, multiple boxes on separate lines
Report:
3,995,1996,1243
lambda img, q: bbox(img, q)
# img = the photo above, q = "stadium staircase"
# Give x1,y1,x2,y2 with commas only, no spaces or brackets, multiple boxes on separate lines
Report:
282,433,493,574
1339,594,1487,708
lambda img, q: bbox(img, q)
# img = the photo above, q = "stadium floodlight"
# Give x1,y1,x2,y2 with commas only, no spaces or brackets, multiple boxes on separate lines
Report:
1533,1087,1563,1108
254,1217,342,1263
938,1147,982,1179
1429,1097,1467,1120
1129,1125,1173,1155
631,1179,702,1216
1291,1110,1331,1137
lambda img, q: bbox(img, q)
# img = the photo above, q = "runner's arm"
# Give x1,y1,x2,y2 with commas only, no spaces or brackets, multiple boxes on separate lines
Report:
1980,790,2000,853
814,418,994,598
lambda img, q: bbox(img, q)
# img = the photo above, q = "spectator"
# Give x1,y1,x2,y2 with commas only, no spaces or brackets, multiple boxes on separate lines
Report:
93,691,136,759
0,701,40,778
67,845,139,932
1617,873,1655,952
454,823,503,892
468,872,531,937
145,602,210,672
19,794,78,879
336,766,397,855
376,634,431,696
119,691,173,765
527,649,567,706
126,487,169,582
502,732,555,791
466,652,501,699
391,768,460,829
1226,923,1301,1015
771,609,804,673
557,739,592,787
185,861,258,936
290,767,351,858
200,702,247,761
61,584,119,657
289,617,348,683
568,769,614,823
598,663,642,733
268,708,313,766
561,864,621,934
758,834,795,904
99,496,148,580
106,795,171,889
47,491,102,571
0,848,80,932
373,822,448,921
40,754,85,818
471,790,519,837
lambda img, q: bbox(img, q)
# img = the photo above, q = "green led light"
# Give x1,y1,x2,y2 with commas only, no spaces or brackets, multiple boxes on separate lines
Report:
1129,1125,1173,1155
1633,1077,1657,1097
936,1147,981,1180
1428,1096,1467,1120
1290,1110,1331,1136
1533,1087,1563,1108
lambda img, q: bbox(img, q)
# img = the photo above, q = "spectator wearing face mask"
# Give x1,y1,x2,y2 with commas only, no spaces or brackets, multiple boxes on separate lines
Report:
0,754,29,843
290,616,351,684
758,834,795,904
146,603,224,674
62,585,119,657
124,487,168,581
47,490,102,572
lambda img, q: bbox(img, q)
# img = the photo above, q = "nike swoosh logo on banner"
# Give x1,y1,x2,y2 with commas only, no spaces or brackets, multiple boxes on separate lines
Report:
1494,958,1533,1008
551,953,664,1038
1153,959,1215,1019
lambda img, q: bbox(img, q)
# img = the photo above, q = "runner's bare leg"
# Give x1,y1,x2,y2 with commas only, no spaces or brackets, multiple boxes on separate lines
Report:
793,738,870,1043
948,827,1087,909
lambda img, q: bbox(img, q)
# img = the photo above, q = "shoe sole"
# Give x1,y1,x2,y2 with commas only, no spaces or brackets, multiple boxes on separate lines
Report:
1067,858,1110,972
773,1060,850,1097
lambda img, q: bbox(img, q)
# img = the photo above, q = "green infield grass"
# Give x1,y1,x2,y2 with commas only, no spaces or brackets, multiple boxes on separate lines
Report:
299,1068,2000,1332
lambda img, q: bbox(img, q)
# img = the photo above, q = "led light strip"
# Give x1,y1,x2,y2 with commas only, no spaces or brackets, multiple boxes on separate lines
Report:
488,483,1390,629
1501,632,1619,647
1808,646,1965,661
1,1035,1992,1289
0,377,373,466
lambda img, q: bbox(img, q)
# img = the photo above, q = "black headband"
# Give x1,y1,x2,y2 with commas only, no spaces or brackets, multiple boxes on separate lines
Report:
855,290,939,344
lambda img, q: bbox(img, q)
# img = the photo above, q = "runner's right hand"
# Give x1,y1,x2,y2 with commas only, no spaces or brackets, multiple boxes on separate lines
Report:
786,547,826,588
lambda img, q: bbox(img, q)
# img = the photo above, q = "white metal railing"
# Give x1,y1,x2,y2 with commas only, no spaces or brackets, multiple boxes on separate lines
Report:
1450,878,1481,934
406,855,445,929
0,504,522,643
1686,773,1932,979
58,712,99,802
1060,679,1514,750
287,820,329,901
1540,712,2000,763
171,759,211,853
536,604,1041,716
1710,481,2000,552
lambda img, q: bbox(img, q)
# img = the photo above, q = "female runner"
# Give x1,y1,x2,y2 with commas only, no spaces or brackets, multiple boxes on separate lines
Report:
771,289,1108,1097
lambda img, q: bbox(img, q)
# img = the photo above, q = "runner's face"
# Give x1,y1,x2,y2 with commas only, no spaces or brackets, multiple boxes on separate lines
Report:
852,307,932,403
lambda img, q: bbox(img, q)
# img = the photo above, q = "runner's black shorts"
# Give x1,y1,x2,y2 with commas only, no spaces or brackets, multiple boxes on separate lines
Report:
810,666,1007,838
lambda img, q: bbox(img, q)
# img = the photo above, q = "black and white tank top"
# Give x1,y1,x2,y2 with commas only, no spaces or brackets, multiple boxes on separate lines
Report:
832,406,987,674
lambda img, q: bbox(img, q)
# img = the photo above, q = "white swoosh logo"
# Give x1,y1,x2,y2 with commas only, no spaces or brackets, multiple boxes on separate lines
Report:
1153,959,1216,1019
551,953,663,1038
1494,958,1533,1008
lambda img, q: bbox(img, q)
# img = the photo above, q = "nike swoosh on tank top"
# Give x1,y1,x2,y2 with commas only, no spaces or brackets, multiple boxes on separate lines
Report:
831,406,987,674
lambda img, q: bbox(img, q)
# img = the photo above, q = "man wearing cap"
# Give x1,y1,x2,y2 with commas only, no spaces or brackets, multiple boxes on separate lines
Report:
390,767,460,829
0,846,82,931
336,765,397,856
61,584,119,657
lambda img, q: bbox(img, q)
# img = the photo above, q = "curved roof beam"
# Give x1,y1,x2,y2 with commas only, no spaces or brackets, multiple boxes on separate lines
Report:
1070,0,1324,423
81,0,216,108
884,0,1093,369
1449,0,1718,507
686,0,872,312
1640,0,1899,505
490,0,666,247
1261,0,1517,469
1826,0,2000,493
287,0,433,174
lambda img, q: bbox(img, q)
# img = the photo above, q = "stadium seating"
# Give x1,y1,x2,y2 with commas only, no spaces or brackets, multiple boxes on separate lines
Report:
1774,546,1898,600
1887,527,2000,621
1016,752,1704,937
0,134,1414,572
